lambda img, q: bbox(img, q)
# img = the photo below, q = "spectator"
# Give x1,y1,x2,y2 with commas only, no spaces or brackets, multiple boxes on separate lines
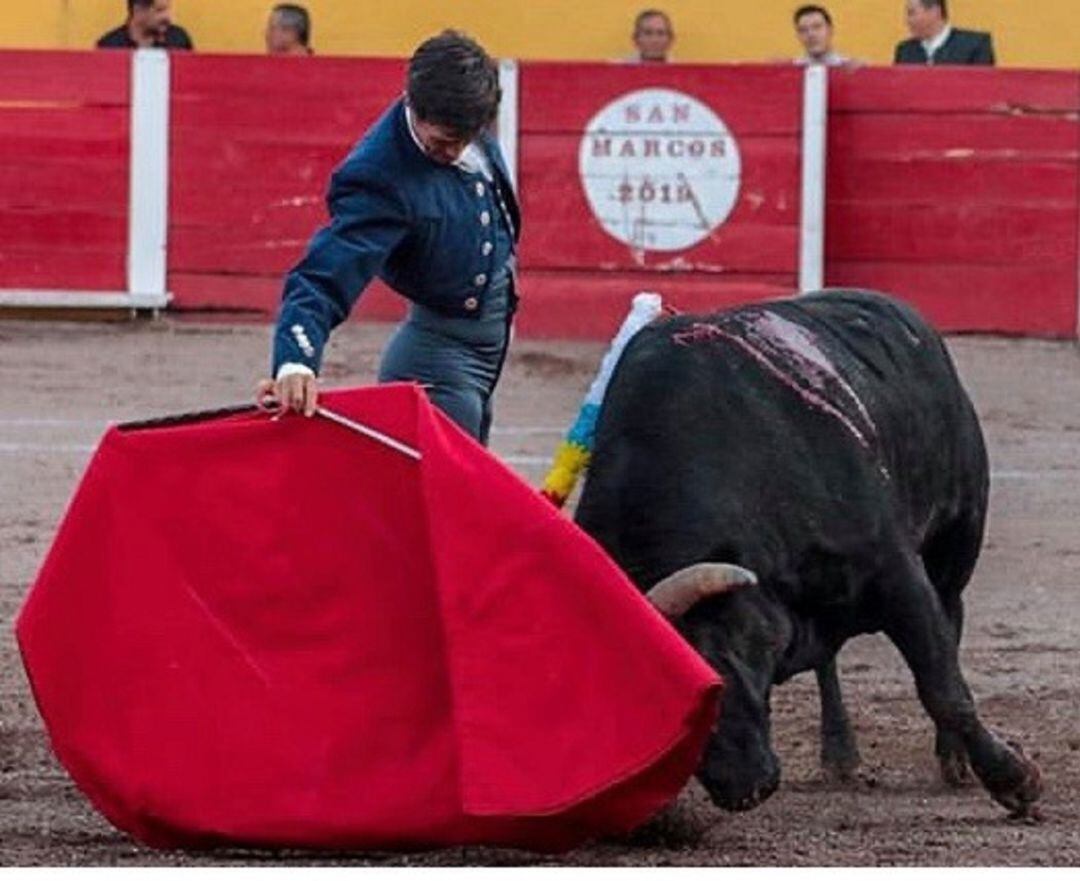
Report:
628,9,674,63
894,0,994,65
97,0,193,50
266,4,313,56
792,5,851,66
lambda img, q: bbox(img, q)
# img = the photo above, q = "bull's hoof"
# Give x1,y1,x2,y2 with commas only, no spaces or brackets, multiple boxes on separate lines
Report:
988,740,1042,818
821,735,861,783
1008,803,1045,825
713,777,780,813
821,752,861,784
938,750,972,788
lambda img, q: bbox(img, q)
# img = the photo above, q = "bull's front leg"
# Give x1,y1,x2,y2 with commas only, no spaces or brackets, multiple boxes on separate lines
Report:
816,657,860,781
881,555,1042,818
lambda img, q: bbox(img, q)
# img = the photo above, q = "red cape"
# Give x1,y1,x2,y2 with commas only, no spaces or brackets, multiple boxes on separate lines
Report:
17,385,720,851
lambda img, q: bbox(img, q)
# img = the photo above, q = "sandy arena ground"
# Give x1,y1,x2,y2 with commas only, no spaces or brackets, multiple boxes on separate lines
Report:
1,316,1078,866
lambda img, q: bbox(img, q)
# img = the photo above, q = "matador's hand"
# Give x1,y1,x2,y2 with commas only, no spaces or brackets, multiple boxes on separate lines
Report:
255,373,318,417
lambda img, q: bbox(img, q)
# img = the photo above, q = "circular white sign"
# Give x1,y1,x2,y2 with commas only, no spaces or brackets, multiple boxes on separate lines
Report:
578,88,742,253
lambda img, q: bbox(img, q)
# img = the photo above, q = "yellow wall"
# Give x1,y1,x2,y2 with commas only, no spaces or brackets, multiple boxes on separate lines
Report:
1,1,1077,69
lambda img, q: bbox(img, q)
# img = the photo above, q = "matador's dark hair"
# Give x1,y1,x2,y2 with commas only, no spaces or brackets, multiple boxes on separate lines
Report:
407,30,501,140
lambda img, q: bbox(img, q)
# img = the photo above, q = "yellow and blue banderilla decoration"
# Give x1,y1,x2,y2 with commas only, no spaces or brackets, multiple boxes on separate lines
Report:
541,292,664,507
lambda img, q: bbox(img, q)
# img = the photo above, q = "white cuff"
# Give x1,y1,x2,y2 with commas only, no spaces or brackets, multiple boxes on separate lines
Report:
276,362,316,381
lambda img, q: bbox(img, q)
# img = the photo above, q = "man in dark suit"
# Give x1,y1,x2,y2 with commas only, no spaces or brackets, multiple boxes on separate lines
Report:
259,31,521,446
894,0,994,65
97,0,193,50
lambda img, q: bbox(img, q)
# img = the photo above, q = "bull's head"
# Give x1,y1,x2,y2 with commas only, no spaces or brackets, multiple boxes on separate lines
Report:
647,563,788,811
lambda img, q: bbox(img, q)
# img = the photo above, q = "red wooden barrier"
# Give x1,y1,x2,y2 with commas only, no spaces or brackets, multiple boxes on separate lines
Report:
517,63,803,336
826,67,1080,337
167,54,408,321
168,59,806,338
0,51,129,292
1,53,1077,340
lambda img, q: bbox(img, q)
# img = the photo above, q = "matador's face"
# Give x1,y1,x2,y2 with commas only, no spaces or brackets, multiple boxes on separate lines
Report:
411,116,470,165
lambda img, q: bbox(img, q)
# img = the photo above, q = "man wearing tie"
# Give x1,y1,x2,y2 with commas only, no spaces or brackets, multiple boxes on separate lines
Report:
894,0,995,66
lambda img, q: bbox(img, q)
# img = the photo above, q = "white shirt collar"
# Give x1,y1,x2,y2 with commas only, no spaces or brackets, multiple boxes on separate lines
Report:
455,143,493,179
405,105,492,180
922,24,953,61
796,51,848,66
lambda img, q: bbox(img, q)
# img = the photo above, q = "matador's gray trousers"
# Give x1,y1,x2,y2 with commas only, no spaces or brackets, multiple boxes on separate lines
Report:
377,271,515,446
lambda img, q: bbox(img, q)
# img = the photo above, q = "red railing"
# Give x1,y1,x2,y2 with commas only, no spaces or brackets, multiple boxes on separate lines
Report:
0,51,129,291
0,51,1076,338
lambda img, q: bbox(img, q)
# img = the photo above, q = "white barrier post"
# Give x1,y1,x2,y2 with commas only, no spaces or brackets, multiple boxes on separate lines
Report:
799,64,828,294
127,48,171,309
497,59,519,191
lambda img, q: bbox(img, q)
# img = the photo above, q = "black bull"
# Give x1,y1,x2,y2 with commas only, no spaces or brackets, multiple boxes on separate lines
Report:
575,290,1042,817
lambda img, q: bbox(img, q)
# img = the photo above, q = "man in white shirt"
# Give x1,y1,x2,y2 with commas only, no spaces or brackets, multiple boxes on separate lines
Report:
792,5,851,67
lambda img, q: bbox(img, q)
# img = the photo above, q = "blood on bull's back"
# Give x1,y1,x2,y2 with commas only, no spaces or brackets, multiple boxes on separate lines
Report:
576,288,988,611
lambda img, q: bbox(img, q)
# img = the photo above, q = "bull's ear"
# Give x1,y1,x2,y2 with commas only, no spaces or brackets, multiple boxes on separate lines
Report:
646,563,758,620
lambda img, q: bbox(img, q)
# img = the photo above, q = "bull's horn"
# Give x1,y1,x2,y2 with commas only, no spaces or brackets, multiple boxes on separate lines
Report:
646,563,759,619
